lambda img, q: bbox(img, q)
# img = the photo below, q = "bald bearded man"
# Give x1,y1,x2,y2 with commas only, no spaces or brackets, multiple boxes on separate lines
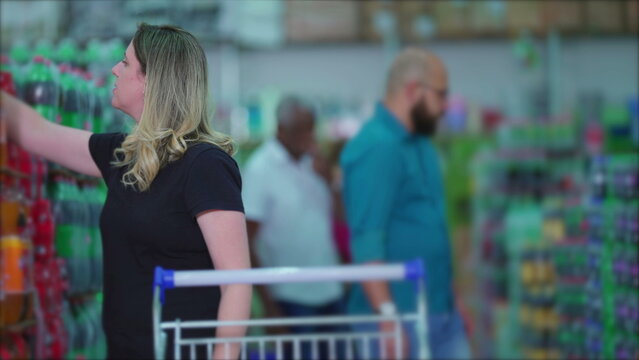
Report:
340,48,470,359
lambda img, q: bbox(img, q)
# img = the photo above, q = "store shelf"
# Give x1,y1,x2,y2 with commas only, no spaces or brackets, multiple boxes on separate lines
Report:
0,166,29,179
0,319,36,333
48,167,101,184
237,32,638,52
66,290,101,303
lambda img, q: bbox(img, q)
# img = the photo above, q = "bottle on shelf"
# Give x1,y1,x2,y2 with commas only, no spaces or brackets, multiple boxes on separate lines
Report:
58,64,81,129
23,55,59,123
0,185,35,328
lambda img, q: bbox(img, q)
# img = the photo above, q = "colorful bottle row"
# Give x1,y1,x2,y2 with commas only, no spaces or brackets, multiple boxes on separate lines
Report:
34,257,69,359
584,154,638,360
4,55,109,134
496,121,579,152
48,176,105,295
3,51,132,138
63,297,106,359
2,48,109,359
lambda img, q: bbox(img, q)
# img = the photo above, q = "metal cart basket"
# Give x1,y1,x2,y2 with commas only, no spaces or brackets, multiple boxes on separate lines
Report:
153,260,429,360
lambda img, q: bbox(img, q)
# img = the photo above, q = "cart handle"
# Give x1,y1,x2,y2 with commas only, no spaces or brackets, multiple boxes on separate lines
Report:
154,260,424,303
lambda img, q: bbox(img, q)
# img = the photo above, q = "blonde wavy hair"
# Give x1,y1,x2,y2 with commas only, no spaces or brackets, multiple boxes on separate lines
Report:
112,23,234,191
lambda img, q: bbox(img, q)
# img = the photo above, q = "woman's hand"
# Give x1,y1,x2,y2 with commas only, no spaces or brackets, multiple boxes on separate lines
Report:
1,90,100,177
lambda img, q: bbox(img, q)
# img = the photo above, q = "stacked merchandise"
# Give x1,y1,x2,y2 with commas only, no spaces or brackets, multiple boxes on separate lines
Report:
0,38,122,359
473,96,638,359
553,95,639,360
48,174,107,359
581,154,638,360
0,59,40,359
545,194,592,360
472,120,583,359
553,156,639,360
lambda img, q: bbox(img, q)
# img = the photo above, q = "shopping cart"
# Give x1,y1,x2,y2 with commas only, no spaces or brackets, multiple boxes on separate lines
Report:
152,260,429,360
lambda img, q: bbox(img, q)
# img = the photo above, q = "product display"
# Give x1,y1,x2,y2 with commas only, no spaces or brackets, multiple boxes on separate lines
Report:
0,40,116,359
1,61,44,357
472,104,638,360
583,154,639,360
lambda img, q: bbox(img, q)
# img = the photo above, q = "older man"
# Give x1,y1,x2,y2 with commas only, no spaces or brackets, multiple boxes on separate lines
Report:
242,96,344,358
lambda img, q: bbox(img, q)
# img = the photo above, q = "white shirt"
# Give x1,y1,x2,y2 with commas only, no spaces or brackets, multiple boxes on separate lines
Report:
242,139,343,305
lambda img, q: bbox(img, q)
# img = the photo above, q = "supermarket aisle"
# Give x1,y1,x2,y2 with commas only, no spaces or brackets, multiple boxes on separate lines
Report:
1,0,638,359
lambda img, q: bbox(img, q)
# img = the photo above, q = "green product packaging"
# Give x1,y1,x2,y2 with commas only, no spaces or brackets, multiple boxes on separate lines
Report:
58,66,81,128
54,224,75,258
24,56,58,122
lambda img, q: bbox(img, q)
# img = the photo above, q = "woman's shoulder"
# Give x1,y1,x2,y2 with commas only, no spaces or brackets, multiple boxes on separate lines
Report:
184,142,238,167
182,142,242,186
90,132,127,149
89,132,128,163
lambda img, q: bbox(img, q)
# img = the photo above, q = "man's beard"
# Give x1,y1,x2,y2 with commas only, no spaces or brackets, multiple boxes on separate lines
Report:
410,97,438,137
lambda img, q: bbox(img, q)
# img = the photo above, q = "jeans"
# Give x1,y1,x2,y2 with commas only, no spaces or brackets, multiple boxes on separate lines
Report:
352,310,470,359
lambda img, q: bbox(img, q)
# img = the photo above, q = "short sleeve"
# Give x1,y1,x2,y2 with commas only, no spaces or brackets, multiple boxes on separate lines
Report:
88,132,126,179
241,160,269,222
184,148,244,217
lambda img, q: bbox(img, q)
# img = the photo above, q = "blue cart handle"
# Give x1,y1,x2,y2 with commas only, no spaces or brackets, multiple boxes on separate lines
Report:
154,259,424,304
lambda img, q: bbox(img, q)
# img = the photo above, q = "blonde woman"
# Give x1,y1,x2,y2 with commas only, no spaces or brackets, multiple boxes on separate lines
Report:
1,23,251,359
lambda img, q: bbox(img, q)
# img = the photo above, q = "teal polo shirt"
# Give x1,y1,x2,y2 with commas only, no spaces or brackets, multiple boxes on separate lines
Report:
340,102,454,315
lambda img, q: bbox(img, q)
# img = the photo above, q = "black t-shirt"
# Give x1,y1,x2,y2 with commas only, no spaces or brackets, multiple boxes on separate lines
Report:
89,133,244,359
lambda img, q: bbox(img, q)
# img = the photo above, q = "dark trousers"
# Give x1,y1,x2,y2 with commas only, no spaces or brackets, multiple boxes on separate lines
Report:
277,298,347,360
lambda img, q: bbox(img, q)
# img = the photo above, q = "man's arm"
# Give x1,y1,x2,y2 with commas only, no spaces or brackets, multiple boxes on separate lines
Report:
246,219,289,334
246,219,262,268
341,143,408,358
246,219,271,306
